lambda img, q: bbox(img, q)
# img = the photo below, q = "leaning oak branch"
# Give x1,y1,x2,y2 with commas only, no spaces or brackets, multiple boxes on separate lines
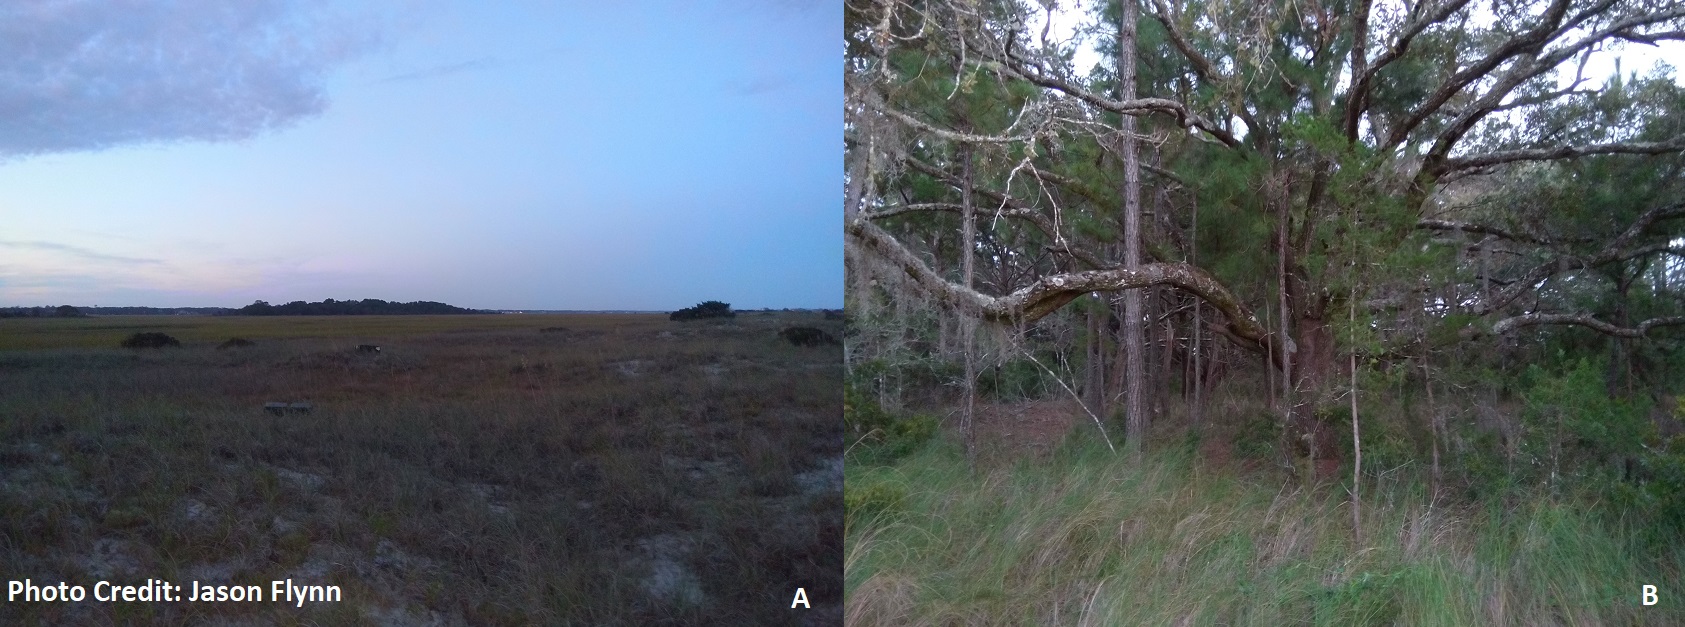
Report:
846,216,1277,357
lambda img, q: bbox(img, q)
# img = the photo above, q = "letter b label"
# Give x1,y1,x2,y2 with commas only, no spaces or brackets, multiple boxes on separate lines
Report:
1643,585,1657,606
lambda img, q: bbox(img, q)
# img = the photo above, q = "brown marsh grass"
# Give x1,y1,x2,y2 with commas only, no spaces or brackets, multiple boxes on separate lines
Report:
0,313,841,625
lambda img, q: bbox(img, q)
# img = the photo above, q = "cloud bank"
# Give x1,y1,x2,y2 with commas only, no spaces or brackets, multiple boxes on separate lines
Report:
0,0,377,158
0,240,162,265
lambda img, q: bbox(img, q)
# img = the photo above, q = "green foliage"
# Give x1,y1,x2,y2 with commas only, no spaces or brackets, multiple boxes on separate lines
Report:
887,413,939,455
1610,432,1685,547
1310,567,1415,626
844,379,892,436
845,379,939,462
977,359,1050,402
1235,409,1282,461
1518,359,1648,488
844,480,908,527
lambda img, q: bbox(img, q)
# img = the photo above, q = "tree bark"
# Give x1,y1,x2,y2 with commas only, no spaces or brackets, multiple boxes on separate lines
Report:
960,144,978,467
1086,299,1107,418
1350,309,1363,544
1296,315,1340,466
1118,0,1146,459
1423,347,1440,497
1191,189,1204,430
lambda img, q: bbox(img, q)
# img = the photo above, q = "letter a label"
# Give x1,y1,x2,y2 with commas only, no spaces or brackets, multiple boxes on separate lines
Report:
790,587,809,609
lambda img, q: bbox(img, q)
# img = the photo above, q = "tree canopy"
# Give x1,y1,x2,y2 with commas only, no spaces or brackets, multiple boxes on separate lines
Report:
845,0,1685,463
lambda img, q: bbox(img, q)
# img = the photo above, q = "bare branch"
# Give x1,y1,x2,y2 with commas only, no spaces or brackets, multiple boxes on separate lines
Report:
1493,312,1685,336
1385,0,1574,150
1417,3,1685,175
1444,138,1685,172
873,100,1035,143
1474,201,1685,314
985,52,1243,148
1145,0,1225,84
901,156,1115,269
1416,219,1554,245
1360,0,1476,87
1343,0,1375,141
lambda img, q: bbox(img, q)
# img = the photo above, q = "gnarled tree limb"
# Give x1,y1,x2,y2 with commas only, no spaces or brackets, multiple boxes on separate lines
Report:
846,216,1278,356
1493,312,1685,336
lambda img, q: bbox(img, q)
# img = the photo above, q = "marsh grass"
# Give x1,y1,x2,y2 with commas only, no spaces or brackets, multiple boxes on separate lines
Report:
0,313,841,624
845,433,1683,625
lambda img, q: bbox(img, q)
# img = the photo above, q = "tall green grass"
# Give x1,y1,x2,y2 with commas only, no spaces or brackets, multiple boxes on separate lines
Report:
846,435,1682,625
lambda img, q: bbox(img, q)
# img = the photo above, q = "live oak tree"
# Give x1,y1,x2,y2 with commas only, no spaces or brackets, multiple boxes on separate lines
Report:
845,0,1685,469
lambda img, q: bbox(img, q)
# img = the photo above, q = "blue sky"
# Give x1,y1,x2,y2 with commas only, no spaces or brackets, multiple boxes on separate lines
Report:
0,0,839,311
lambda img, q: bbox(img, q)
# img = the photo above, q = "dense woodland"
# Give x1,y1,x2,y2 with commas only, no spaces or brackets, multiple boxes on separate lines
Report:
845,0,1685,543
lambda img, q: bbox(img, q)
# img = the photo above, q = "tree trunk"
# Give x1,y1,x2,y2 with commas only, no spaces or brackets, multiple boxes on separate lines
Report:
1086,300,1107,418
1296,314,1342,480
1350,291,1363,544
1191,190,1203,430
1610,272,1633,398
960,144,978,467
1117,0,1146,459
1423,348,1440,497
1159,290,1175,421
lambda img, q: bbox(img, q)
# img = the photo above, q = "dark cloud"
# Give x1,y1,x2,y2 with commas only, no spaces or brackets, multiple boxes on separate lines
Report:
0,0,378,158
0,240,163,265
377,57,500,84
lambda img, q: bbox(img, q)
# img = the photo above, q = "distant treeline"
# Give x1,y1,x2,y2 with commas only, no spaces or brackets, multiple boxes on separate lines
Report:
0,305,88,318
230,299,490,316
86,306,232,316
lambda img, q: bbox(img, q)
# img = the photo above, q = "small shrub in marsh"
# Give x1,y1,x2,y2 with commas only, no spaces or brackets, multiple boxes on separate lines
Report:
121,332,180,349
779,326,838,347
217,337,256,350
538,327,569,333
669,300,734,321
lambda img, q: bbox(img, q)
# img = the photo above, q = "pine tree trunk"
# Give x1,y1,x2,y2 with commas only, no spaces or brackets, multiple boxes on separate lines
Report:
1423,349,1440,496
1087,300,1108,419
1159,290,1174,420
1350,292,1363,544
1191,190,1203,430
1117,0,1145,459
960,144,978,468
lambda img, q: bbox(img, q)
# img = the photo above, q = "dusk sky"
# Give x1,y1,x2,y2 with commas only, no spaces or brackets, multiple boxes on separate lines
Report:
0,0,839,311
